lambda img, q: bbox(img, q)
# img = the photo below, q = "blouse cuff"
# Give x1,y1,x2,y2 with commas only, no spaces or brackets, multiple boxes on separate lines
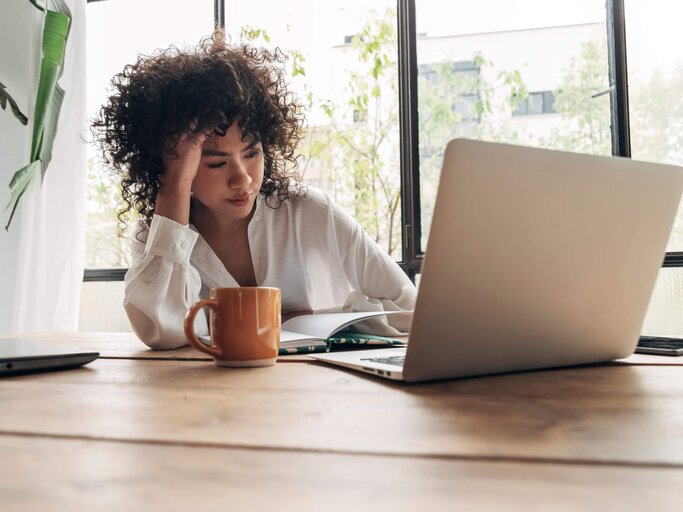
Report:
145,214,199,265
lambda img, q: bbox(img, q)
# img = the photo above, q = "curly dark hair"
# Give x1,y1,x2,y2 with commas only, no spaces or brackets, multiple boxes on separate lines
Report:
92,31,305,232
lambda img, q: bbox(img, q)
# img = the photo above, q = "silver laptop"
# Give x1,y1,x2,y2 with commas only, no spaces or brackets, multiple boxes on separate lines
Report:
310,139,683,382
0,338,99,376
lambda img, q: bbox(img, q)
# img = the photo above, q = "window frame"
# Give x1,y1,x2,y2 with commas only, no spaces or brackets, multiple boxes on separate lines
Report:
83,0,683,282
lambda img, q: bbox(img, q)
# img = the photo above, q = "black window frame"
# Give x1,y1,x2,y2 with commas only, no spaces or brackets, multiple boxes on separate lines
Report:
83,0,683,282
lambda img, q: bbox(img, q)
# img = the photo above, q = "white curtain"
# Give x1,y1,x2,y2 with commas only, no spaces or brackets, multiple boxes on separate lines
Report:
12,0,87,334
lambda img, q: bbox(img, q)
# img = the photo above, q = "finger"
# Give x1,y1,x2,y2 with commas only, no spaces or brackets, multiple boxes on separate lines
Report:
178,130,207,146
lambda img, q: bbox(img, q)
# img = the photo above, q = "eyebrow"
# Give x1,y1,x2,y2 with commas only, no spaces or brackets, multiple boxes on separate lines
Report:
201,139,260,157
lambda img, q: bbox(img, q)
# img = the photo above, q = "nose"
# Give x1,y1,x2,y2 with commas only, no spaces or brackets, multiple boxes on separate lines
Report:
228,160,252,190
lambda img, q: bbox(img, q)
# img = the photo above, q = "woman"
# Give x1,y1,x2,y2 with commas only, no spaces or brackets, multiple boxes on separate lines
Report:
93,33,416,350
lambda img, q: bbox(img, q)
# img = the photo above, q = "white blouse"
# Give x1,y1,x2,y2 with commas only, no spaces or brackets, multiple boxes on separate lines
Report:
124,186,417,350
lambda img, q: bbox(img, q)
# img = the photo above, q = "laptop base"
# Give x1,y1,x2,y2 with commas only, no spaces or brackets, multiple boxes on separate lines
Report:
309,348,406,380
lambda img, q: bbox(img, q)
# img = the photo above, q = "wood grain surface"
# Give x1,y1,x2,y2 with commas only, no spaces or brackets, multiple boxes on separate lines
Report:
4,332,683,511
2,434,681,512
6,332,683,364
2,357,683,466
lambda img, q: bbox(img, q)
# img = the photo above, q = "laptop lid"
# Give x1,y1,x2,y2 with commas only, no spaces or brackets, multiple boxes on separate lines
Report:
403,139,683,382
0,338,99,376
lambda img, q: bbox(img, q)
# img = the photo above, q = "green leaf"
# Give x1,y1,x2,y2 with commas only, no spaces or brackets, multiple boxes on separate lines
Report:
4,160,41,230
39,83,64,178
372,57,382,79
0,81,28,125
5,2,71,230
48,0,72,34
239,24,269,43
30,9,69,162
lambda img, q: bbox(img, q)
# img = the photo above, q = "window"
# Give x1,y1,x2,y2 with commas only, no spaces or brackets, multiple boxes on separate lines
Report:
512,91,556,116
624,0,683,335
86,0,214,274
353,109,368,123
419,61,482,122
85,0,683,329
414,0,611,252
625,0,683,250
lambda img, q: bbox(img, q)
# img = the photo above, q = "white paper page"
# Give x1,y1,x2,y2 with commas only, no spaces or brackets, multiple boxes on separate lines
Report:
280,311,408,340
280,330,319,343
201,331,322,347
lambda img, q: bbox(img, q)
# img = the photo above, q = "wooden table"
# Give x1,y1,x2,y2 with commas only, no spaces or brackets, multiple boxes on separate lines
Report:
2,332,683,511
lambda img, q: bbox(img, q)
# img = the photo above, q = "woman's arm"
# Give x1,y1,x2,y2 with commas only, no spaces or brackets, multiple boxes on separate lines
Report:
124,131,208,350
123,216,206,350
330,201,417,334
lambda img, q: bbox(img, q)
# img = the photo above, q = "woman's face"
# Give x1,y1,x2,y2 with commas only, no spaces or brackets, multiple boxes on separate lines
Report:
191,122,264,222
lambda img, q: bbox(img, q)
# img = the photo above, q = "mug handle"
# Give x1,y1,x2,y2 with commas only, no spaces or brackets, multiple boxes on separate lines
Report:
184,299,222,358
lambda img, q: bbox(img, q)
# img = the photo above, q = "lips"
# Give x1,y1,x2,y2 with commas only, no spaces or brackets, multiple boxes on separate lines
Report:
227,193,252,207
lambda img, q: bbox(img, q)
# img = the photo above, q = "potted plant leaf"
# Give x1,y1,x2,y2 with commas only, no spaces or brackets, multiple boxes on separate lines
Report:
2,0,72,230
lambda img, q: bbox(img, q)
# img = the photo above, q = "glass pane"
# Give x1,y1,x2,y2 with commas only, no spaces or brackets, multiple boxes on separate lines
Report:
641,268,683,337
86,0,214,268
415,0,610,250
224,1,401,258
625,0,683,252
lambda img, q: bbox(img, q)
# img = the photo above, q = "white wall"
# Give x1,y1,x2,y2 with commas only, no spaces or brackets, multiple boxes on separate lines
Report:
0,1,39,335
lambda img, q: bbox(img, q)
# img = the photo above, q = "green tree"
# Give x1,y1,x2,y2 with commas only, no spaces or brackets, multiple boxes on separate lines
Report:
308,8,402,257
541,38,611,155
85,156,130,267
630,66,683,166
539,36,683,167
304,10,530,257
416,53,528,246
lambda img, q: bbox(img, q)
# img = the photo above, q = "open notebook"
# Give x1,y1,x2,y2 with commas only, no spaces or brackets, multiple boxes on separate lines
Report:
201,311,410,355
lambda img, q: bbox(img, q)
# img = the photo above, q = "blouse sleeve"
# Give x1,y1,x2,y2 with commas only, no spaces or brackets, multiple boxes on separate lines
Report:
330,201,417,335
123,214,207,350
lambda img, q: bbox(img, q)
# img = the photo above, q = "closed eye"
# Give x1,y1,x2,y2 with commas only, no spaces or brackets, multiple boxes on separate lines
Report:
244,149,262,159
207,161,226,169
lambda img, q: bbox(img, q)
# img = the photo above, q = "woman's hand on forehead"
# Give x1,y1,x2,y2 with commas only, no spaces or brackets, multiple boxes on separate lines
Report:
161,127,208,186
156,125,207,225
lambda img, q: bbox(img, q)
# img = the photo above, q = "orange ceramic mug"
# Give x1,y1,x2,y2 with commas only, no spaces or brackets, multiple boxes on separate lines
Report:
184,287,281,367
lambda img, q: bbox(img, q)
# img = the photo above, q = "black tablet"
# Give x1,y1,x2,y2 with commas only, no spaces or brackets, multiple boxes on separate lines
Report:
0,338,99,376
